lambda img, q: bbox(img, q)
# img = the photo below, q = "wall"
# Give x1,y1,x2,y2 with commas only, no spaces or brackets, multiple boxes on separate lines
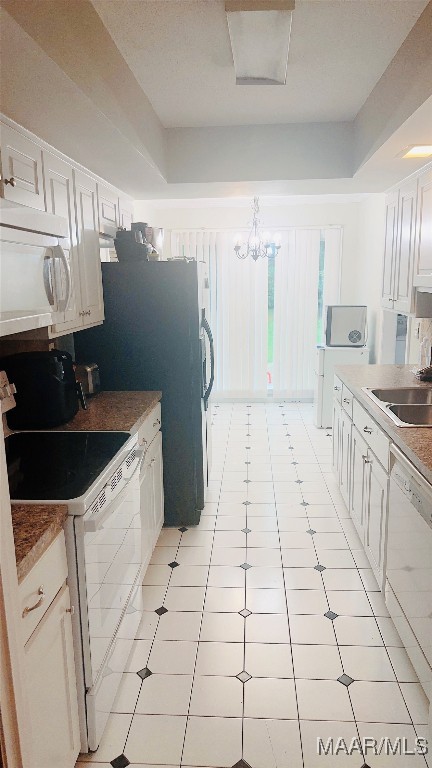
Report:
351,194,386,362
135,195,365,304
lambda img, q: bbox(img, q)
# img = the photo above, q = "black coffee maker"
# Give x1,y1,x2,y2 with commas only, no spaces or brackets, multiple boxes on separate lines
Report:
0,350,86,429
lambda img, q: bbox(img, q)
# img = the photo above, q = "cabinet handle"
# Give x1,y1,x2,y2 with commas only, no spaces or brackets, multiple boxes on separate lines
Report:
334,386,341,391
22,585,45,617
343,398,350,404
153,418,161,427
363,427,373,434
3,176,16,187
150,458,156,466
66,605,75,615
362,454,371,464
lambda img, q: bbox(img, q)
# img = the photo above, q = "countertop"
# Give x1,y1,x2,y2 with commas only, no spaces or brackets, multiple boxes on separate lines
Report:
335,364,432,484
52,390,162,434
11,503,68,583
11,390,161,581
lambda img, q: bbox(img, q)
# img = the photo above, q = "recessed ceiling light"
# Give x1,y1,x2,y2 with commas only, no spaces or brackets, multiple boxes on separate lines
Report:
399,145,432,159
225,0,295,85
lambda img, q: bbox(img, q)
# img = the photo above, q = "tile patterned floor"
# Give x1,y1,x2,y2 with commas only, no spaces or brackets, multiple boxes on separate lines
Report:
77,402,430,768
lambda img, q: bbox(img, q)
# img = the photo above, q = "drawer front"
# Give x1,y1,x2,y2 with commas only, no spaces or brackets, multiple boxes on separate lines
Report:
353,400,390,471
138,403,161,450
341,385,354,419
333,376,343,404
20,531,68,645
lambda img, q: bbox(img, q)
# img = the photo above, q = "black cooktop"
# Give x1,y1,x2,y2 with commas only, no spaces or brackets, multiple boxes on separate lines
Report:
6,431,130,501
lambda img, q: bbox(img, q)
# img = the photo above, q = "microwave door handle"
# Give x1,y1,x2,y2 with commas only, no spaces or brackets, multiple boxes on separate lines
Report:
43,252,55,307
83,450,145,533
53,245,71,313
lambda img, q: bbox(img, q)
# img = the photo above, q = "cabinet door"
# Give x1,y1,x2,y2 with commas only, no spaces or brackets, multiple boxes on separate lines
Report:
364,455,388,589
97,183,118,236
339,410,352,507
118,196,133,230
43,152,81,330
381,190,398,308
393,179,417,313
74,170,104,326
332,400,342,477
415,168,432,279
350,427,368,541
151,431,164,544
0,123,46,211
24,583,80,768
139,455,154,573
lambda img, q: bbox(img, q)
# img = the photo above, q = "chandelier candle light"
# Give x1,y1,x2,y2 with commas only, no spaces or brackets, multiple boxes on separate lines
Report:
234,197,281,260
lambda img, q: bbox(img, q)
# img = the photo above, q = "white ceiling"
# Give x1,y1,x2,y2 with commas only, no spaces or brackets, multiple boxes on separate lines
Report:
92,0,428,128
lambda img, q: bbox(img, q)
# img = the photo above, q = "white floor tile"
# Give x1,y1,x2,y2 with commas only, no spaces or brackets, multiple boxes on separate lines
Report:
243,677,297,719
356,722,428,766
207,565,245,587
314,548,356,568
135,673,193,715
79,713,132,762
281,548,318,567
182,716,242,767
246,613,290,643
195,641,244,676
189,675,243,717
296,679,354,721
246,587,287,613
339,645,396,681
112,672,141,713
326,590,373,617
243,718,303,768
286,589,329,615
284,567,325,590
125,714,186,763
292,643,343,680
204,586,245,612
245,642,293,678
200,612,244,642
141,585,168,611
246,547,282,567
322,568,365,591
350,681,411,723
300,720,361,766
155,611,202,641
176,546,213,565
246,566,285,589
400,682,430,724
289,614,337,645
334,616,384,646
169,565,209,587
147,640,198,674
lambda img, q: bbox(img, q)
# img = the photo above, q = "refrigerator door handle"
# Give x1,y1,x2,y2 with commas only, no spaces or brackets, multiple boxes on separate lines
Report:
201,316,214,410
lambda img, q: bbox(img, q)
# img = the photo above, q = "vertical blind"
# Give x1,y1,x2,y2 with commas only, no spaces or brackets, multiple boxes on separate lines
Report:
169,226,341,400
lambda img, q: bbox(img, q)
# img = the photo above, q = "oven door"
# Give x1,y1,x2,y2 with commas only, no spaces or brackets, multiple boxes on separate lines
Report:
78,449,144,690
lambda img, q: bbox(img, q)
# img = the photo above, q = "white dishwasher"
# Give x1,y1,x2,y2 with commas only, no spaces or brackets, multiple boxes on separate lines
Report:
386,447,432,702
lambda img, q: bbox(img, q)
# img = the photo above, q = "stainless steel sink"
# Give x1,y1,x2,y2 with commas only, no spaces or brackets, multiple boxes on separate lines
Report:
388,404,432,426
362,386,432,427
370,387,432,405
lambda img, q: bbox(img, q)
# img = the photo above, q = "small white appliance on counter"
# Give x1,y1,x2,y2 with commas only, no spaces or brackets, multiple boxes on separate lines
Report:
325,305,367,347
314,345,369,428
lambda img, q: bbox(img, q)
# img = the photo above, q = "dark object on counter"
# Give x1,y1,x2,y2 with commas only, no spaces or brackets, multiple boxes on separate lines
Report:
416,365,432,382
0,350,86,429
114,231,150,262
74,261,214,527
75,363,100,396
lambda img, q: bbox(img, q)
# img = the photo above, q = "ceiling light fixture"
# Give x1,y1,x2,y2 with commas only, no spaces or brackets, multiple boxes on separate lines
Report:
234,197,281,260
399,145,432,159
225,0,295,85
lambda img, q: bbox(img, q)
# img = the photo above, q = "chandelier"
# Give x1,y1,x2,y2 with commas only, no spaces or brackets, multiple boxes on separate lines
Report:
234,197,281,260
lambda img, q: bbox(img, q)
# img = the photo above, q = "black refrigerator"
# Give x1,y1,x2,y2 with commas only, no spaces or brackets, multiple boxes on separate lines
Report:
74,261,214,527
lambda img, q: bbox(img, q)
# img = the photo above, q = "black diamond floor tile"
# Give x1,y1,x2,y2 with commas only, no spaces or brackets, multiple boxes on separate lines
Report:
337,673,354,687
155,606,168,616
324,610,338,621
168,561,179,568
137,667,152,680
239,608,252,617
242,527,251,534
307,529,317,535
236,670,252,683
315,564,326,572
110,755,130,768
301,501,309,507
240,562,252,570
178,526,188,532
232,759,253,767
243,501,251,505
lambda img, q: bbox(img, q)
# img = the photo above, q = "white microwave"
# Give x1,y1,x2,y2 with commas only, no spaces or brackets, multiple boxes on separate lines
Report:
0,218,70,337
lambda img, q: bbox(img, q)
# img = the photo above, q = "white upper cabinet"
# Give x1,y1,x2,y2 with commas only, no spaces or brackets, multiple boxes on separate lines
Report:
118,196,133,230
413,167,432,288
381,190,398,309
43,153,80,330
97,182,119,237
74,170,104,327
0,124,46,211
393,178,418,313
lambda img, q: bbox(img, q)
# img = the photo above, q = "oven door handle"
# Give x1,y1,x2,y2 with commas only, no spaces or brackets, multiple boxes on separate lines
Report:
84,449,145,533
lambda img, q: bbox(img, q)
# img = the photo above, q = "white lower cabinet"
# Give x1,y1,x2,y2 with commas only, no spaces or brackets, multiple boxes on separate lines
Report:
24,582,80,768
139,408,164,567
333,381,390,591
